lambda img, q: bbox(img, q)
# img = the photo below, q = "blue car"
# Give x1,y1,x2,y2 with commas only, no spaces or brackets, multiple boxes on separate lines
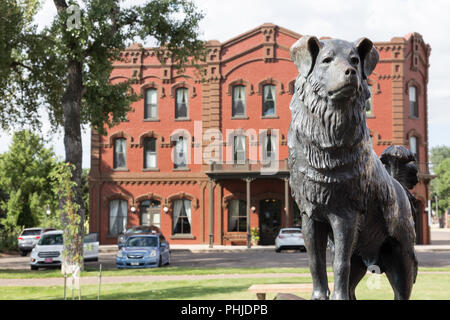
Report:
116,234,170,269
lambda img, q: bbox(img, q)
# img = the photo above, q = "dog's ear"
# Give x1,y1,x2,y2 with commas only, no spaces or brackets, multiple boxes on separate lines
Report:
290,36,322,78
355,37,379,79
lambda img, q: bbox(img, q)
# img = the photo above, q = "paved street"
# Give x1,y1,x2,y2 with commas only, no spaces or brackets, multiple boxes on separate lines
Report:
1,247,450,271
1,229,449,271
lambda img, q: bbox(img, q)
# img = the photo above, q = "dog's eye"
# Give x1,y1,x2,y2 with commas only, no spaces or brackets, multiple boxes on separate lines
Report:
350,57,360,65
322,57,333,64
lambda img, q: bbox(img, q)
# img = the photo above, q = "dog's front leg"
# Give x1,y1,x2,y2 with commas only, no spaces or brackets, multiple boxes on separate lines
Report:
329,212,359,300
302,214,330,300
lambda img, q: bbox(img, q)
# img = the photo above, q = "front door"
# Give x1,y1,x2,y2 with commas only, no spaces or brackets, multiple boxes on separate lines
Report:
140,200,161,228
259,199,282,245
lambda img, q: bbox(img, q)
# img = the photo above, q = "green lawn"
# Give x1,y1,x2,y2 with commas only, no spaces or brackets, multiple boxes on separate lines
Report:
1,266,448,279
0,268,449,300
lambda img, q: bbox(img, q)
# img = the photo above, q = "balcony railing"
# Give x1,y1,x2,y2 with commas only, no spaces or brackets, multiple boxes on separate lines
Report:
206,159,289,176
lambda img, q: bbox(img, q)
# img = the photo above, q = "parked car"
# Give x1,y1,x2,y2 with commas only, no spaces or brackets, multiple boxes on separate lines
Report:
117,225,162,249
18,227,56,256
30,230,99,270
275,228,306,252
116,233,170,269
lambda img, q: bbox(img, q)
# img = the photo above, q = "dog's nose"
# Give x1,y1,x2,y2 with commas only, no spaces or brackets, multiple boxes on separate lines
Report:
345,67,357,77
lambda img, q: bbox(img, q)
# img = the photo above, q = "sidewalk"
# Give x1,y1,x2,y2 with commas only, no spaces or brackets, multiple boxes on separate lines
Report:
100,244,450,253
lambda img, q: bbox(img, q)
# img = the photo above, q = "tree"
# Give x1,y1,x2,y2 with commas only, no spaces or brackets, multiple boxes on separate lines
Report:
0,130,61,235
429,146,450,217
430,145,450,172
434,158,450,217
0,0,205,270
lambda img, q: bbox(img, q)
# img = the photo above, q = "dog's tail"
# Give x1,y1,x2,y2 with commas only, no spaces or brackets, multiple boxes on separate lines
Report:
380,145,419,191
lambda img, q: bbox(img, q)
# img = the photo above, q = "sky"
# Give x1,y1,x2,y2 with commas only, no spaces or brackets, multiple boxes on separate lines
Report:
0,0,449,168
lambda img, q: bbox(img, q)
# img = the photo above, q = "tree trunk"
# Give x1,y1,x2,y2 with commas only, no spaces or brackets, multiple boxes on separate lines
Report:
61,59,85,273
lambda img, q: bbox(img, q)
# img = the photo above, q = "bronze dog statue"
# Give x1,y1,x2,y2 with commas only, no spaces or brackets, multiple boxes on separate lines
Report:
287,36,419,300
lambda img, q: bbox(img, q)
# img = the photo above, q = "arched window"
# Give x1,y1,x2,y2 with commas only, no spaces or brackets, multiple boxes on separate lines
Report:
262,132,277,163
365,84,373,116
144,88,158,119
232,85,246,117
228,199,247,232
233,135,246,164
143,137,157,169
114,138,127,169
409,86,418,118
409,136,418,160
174,136,187,169
173,199,192,234
109,199,128,236
262,84,276,116
175,88,188,119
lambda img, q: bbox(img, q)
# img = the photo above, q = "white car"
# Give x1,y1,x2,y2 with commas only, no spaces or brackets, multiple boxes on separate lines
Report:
30,230,99,270
275,228,306,252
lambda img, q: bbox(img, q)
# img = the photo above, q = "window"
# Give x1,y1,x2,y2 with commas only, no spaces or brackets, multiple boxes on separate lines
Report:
228,199,247,232
175,88,188,119
144,137,157,169
173,199,192,234
409,86,418,118
144,88,158,119
140,199,161,228
114,138,127,169
109,199,128,236
262,84,276,116
233,135,246,164
174,136,187,169
409,136,418,160
365,84,373,116
232,85,246,117
262,133,276,163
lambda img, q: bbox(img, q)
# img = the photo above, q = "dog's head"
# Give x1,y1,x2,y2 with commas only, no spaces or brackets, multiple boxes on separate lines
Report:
290,36,379,102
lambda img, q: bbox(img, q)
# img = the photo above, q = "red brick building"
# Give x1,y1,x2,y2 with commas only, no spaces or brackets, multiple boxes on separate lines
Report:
89,24,432,245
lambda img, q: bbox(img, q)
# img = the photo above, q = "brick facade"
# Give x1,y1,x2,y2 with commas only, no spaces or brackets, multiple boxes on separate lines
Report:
89,24,432,245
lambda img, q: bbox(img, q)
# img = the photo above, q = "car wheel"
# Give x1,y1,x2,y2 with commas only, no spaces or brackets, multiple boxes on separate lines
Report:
20,250,27,257
275,248,281,253
31,265,38,271
158,255,162,267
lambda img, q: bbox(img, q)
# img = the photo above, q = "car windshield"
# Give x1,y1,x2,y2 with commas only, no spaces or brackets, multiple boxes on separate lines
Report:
38,234,63,245
125,227,150,234
281,229,302,234
126,237,158,247
21,229,41,236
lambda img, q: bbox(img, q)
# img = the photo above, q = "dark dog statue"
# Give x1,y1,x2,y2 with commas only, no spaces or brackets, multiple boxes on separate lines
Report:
287,36,419,300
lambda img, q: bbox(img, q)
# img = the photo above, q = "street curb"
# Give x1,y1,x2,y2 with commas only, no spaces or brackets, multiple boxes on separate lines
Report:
99,246,450,254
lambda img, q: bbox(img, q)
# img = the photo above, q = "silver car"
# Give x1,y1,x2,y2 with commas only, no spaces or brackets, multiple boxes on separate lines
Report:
275,228,306,252
18,228,55,256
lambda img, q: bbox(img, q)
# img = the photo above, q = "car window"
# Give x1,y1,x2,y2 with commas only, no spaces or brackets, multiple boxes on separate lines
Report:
21,229,42,236
281,229,302,234
84,233,98,243
39,234,63,245
126,237,158,247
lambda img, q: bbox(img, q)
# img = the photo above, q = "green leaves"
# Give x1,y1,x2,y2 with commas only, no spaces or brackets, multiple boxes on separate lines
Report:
429,146,450,216
0,130,60,231
434,158,450,215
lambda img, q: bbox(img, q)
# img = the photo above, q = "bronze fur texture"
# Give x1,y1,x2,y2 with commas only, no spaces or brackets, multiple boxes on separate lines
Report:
288,36,419,300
